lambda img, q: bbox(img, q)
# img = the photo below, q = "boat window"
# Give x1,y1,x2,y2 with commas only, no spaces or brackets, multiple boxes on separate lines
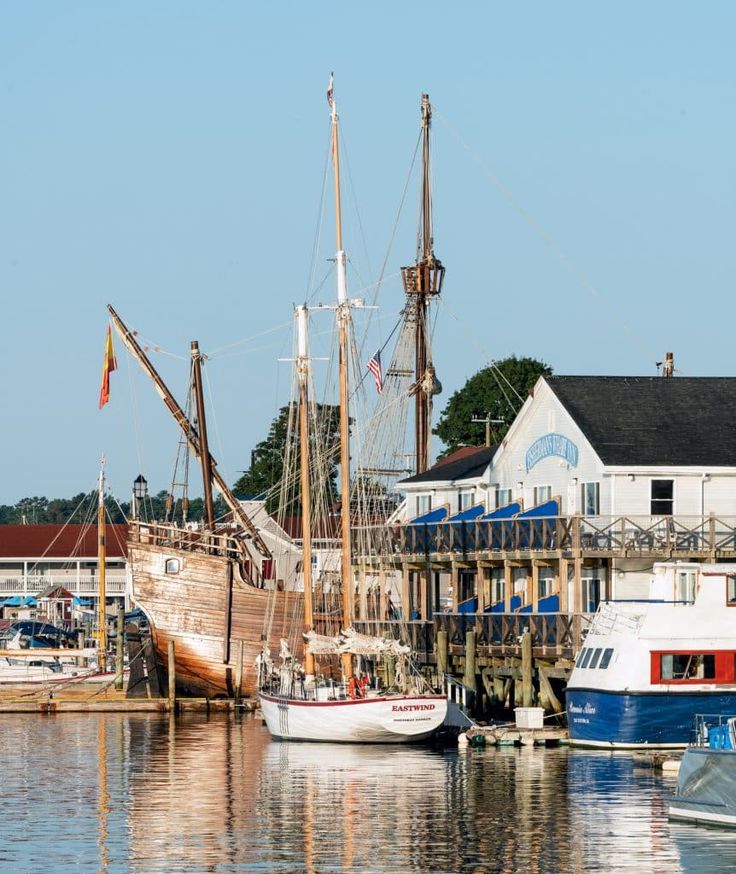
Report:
588,648,603,669
660,653,716,681
675,570,697,603
165,558,180,575
728,576,736,605
578,648,593,669
599,648,614,669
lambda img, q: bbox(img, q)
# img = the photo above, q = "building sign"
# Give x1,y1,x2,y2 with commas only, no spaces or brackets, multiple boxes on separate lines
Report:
525,433,579,472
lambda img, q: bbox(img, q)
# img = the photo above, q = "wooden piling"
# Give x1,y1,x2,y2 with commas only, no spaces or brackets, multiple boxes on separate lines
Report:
521,630,533,707
464,629,477,704
115,603,125,691
437,629,448,677
168,640,176,710
77,630,85,667
235,640,244,704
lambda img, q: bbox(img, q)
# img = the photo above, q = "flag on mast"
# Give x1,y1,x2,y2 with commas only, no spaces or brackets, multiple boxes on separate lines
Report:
326,73,334,111
98,324,117,409
366,349,383,394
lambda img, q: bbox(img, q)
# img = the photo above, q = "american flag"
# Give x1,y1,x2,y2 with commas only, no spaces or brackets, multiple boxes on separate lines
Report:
326,73,334,111
366,349,383,394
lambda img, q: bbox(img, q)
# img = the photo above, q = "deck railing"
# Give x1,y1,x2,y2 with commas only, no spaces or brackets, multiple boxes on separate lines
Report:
352,514,736,560
0,575,128,596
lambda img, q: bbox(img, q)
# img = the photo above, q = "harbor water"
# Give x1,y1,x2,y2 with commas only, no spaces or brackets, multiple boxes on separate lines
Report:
3,714,736,873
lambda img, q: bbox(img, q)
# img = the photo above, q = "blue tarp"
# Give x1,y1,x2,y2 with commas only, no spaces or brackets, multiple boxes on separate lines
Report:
488,595,522,613
72,597,92,607
406,506,448,552
458,597,478,614
481,502,522,520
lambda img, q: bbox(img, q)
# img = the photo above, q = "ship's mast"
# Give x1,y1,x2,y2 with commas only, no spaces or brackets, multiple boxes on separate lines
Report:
106,305,272,571
191,340,215,529
97,458,107,672
328,77,354,679
295,305,315,676
401,94,444,474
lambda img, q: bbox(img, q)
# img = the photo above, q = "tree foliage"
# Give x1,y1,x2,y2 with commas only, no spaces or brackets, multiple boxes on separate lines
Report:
434,356,553,455
233,403,342,513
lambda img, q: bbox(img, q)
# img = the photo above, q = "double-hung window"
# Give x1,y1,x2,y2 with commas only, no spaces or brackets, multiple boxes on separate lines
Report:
458,490,475,512
416,494,432,516
581,482,600,516
651,479,674,515
496,487,512,509
534,485,552,505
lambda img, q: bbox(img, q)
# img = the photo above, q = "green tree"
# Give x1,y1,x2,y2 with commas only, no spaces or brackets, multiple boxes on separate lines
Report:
233,403,342,512
434,356,552,455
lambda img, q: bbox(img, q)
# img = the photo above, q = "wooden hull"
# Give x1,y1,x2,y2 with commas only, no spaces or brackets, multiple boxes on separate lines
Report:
130,539,304,698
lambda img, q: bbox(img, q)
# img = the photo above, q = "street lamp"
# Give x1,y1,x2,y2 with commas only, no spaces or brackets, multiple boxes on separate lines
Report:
132,475,148,521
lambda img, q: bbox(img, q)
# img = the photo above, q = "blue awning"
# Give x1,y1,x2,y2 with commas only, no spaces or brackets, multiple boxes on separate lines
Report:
2,596,38,608
447,504,486,522
517,499,559,518
408,507,449,525
481,501,521,520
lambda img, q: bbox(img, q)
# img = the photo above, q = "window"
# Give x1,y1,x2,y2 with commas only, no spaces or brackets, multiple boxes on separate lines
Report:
588,648,603,669
581,482,600,516
728,576,736,605
651,479,674,515
491,570,505,604
582,577,601,613
496,487,512,509
660,653,715,681
458,490,475,512
534,485,552,505
416,494,432,516
538,567,554,599
578,648,593,669
164,558,180,575
599,648,614,669
675,570,697,603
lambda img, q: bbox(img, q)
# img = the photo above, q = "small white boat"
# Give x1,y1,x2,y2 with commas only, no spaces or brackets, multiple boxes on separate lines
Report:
669,715,736,827
259,687,447,743
0,655,98,684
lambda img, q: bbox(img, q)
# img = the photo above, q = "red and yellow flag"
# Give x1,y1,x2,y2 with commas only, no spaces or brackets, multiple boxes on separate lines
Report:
98,324,117,409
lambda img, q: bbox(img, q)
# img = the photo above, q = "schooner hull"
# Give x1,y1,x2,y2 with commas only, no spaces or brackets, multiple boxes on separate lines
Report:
258,692,448,743
130,538,303,698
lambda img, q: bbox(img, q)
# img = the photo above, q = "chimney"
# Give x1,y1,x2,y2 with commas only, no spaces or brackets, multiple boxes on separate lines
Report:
662,352,674,378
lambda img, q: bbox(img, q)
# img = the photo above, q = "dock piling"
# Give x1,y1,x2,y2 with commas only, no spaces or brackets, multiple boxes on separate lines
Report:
168,640,176,711
521,630,533,707
115,604,124,691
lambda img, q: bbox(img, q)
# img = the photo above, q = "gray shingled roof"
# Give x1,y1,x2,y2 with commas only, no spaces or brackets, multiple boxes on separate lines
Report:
399,446,496,485
547,376,736,466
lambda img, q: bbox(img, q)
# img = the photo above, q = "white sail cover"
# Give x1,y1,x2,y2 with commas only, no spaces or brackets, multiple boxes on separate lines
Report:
304,627,410,657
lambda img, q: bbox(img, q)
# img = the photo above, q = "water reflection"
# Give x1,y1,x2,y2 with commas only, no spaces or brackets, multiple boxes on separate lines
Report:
4,715,736,872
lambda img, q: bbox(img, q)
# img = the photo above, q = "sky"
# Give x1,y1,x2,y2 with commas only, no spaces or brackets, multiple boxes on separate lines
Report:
1,2,734,505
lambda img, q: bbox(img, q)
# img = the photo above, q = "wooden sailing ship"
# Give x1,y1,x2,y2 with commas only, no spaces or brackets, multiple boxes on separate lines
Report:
109,307,304,697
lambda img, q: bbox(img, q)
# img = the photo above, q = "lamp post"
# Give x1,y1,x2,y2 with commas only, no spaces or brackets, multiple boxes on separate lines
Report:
132,475,148,521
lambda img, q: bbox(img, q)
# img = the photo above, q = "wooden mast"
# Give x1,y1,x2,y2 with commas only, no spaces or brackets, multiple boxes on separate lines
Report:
401,93,444,475
106,305,272,569
190,340,215,529
296,305,315,676
329,76,354,679
97,459,107,672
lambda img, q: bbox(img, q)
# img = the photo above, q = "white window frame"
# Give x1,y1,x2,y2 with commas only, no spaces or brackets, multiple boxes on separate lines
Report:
534,485,552,505
650,478,674,516
416,494,432,516
538,567,555,599
495,487,512,509
458,489,475,512
581,481,600,516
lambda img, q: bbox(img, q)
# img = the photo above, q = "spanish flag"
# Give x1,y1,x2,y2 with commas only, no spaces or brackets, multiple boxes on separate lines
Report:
98,324,117,409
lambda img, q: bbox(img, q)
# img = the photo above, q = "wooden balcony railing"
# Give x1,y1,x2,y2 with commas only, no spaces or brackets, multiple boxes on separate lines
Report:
352,514,736,561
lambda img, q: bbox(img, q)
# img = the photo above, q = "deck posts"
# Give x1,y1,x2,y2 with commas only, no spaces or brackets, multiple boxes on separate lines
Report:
531,561,539,612
559,558,569,612
503,560,512,612
419,569,429,620
168,640,176,710
450,563,459,612
437,628,448,677
463,629,477,709
521,629,533,707
115,603,125,690
401,565,411,620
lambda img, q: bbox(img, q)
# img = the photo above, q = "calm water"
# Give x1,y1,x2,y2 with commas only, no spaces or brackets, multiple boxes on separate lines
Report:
2,714,736,873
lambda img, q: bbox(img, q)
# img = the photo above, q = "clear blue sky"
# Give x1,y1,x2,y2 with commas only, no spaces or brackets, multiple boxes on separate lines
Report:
2,2,734,504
